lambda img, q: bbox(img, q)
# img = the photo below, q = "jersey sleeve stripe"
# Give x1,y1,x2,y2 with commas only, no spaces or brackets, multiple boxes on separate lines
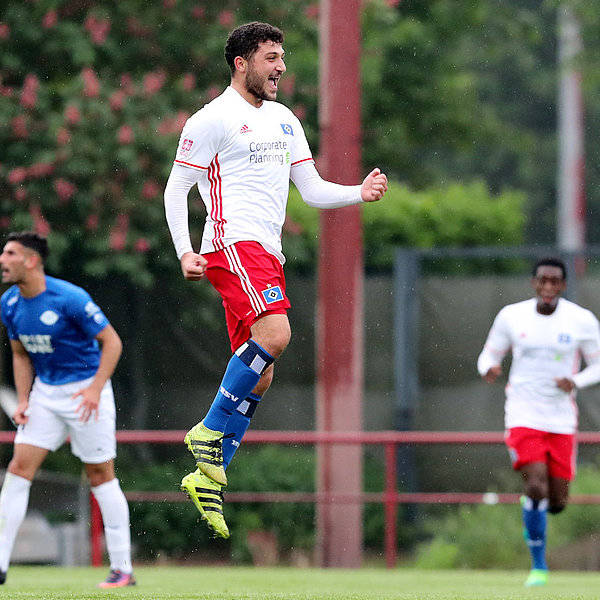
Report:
174,159,209,170
291,157,314,167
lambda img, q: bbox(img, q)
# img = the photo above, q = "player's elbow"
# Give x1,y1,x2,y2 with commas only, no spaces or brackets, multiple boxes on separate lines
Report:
300,194,321,208
111,331,123,359
99,325,123,358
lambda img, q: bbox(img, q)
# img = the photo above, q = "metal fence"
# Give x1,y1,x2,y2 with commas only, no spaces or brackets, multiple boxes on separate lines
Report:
2,429,597,569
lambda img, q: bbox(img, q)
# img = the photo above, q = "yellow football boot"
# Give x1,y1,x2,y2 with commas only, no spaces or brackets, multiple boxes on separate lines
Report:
180,469,229,539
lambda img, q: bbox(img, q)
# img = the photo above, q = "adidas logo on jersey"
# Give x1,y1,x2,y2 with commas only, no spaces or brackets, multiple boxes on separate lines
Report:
240,124,252,134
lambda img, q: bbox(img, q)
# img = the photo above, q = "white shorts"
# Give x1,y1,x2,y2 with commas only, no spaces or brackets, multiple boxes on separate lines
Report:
15,377,117,464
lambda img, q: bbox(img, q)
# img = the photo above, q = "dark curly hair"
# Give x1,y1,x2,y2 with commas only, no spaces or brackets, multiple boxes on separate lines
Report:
224,22,284,75
6,231,49,263
532,257,567,280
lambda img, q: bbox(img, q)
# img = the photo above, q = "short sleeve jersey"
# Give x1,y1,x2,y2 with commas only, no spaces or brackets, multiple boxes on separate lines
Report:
0,276,110,385
479,297,600,433
173,86,313,262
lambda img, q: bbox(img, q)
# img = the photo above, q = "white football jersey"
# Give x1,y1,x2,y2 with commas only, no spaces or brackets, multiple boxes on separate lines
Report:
478,297,600,433
173,86,313,262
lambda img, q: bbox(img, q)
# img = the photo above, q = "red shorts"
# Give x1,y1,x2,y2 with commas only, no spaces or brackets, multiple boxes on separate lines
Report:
505,427,576,481
204,241,291,352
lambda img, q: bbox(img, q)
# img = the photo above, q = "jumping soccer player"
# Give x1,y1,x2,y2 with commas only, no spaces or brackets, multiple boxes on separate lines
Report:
477,257,600,586
164,21,387,538
0,231,135,588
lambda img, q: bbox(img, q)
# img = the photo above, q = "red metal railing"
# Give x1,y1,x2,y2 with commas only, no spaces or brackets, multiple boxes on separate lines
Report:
4,430,600,568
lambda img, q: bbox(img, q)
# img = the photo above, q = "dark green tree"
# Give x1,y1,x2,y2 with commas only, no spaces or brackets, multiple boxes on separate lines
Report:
361,0,600,244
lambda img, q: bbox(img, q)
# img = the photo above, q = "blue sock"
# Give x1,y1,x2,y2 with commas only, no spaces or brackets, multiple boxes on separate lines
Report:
203,340,273,433
222,393,261,469
522,496,548,570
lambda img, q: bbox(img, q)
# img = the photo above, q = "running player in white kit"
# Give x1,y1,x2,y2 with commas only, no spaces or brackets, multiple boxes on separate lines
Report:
164,21,388,538
0,232,134,588
478,257,600,587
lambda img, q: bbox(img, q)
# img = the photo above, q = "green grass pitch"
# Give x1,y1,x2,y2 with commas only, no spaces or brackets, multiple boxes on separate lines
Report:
2,566,600,599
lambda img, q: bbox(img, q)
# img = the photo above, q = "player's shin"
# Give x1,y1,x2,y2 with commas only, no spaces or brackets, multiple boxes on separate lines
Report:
91,479,133,575
521,496,548,571
0,473,32,574
202,340,273,432
222,393,261,468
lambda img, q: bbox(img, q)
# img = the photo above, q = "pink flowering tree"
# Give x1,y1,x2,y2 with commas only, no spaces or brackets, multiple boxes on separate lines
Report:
0,1,320,285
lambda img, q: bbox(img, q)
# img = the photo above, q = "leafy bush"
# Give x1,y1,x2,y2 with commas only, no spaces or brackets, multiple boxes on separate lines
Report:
544,463,600,547
285,180,525,273
41,445,600,567
413,503,526,569
115,445,316,563
118,445,420,563
225,445,316,562
412,462,600,569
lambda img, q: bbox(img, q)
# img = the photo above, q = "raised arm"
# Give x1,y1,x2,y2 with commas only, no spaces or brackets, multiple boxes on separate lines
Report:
290,161,387,208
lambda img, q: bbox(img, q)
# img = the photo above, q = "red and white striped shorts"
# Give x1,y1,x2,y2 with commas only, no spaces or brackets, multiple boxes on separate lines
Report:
204,241,291,352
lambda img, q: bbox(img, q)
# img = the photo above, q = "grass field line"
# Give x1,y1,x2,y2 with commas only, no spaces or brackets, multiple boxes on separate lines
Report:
1,566,600,599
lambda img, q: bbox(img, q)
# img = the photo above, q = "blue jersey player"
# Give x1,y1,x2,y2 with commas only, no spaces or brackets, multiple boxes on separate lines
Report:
0,232,134,588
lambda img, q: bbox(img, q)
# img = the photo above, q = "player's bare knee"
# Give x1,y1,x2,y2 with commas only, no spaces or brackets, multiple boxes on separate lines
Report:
270,321,291,355
272,332,290,356
525,482,548,502
84,461,115,487
7,460,35,481
258,330,290,358
548,494,568,514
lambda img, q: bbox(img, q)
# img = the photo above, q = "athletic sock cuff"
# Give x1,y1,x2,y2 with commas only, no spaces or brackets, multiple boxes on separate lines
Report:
237,393,261,417
91,478,119,496
235,339,274,375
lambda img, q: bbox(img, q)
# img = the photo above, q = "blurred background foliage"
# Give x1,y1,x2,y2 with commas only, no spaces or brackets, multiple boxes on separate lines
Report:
41,441,600,566
2,0,599,284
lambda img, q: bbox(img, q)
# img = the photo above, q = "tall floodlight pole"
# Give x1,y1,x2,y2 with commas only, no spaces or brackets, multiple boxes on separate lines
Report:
557,5,585,254
315,0,364,567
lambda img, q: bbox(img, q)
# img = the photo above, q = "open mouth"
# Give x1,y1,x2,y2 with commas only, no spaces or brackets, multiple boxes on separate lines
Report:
268,76,280,90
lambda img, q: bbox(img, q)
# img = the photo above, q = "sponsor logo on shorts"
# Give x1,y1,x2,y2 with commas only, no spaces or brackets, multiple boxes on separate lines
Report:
40,310,59,326
262,285,284,304
280,123,294,136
